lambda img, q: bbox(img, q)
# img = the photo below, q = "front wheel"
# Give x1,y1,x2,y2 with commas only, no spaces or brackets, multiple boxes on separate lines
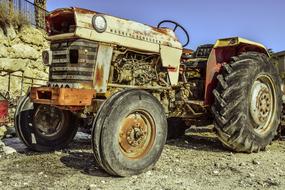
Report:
212,52,282,153
91,90,167,176
15,96,78,152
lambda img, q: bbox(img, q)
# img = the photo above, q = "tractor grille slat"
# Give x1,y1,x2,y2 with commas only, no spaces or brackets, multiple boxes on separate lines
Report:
49,39,98,83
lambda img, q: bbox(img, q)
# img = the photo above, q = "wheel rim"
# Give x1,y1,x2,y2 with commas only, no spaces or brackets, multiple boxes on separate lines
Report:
250,75,276,135
33,105,65,138
118,110,156,160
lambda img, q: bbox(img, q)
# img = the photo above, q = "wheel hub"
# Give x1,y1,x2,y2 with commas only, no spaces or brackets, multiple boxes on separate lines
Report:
119,111,155,159
126,125,146,147
250,76,275,133
33,105,64,137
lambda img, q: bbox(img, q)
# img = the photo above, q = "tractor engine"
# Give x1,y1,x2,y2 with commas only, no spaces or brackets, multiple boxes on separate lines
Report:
111,51,160,86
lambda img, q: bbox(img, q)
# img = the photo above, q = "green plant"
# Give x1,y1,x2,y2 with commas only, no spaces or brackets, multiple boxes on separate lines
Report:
0,2,29,29
0,3,10,27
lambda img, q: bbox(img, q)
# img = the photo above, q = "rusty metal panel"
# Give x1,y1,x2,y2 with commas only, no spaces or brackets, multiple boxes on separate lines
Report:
94,44,113,93
65,8,181,53
47,8,183,53
160,45,182,85
204,49,223,105
30,87,96,106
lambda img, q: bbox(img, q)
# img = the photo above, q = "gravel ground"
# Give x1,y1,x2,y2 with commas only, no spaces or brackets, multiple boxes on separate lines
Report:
0,130,285,190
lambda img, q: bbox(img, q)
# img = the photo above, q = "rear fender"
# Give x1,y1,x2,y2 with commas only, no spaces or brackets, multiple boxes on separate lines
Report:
204,37,269,105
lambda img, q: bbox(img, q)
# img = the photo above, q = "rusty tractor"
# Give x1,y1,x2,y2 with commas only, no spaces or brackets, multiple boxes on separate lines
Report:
15,8,282,176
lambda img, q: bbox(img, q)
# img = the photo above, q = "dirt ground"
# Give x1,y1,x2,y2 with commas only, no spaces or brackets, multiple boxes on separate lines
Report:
0,128,285,190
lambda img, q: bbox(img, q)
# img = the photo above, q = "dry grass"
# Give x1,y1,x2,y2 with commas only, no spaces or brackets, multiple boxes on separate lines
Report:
0,2,29,29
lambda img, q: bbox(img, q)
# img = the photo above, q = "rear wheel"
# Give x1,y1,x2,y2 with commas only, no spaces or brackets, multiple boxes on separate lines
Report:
212,52,282,153
91,90,167,176
15,96,78,152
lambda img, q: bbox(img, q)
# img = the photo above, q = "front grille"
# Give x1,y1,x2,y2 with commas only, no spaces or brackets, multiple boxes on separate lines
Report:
49,39,98,83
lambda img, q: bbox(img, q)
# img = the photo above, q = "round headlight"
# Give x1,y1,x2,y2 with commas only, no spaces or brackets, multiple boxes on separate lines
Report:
92,15,107,33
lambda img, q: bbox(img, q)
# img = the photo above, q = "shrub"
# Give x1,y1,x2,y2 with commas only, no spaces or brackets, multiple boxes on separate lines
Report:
0,2,29,29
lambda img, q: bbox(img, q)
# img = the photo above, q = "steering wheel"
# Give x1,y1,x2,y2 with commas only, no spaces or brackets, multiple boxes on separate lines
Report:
157,20,190,47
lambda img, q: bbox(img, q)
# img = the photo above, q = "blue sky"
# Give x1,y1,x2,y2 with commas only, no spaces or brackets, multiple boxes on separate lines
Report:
47,0,285,52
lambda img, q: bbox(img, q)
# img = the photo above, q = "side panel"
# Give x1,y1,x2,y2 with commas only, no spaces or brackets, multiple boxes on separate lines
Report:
94,44,113,93
160,45,182,85
204,49,223,105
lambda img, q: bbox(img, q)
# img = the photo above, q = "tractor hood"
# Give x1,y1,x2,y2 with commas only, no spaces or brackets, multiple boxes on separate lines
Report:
46,7,183,52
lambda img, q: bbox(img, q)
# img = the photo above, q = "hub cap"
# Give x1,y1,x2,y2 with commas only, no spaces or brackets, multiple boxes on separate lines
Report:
250,75,275,134
118,110,156,159
33,105,65,138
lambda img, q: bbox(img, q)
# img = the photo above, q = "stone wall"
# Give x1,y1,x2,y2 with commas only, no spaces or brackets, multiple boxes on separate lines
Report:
0,24,48,139
0,24,48,98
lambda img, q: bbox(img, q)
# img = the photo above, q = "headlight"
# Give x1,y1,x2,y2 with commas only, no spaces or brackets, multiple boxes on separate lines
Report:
42,50,52,66
92,15,107,33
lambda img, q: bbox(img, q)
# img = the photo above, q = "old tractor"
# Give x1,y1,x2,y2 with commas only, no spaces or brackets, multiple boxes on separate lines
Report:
15,8,282,176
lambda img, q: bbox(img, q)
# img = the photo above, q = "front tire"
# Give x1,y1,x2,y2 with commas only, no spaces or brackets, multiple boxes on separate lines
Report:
15,96,78,152
91,90,167,176
212,52,282,153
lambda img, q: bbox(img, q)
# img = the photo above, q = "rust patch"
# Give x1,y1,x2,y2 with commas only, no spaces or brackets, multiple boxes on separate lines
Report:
74,7,97,14
183,48,194,54
48,8,73,17
151,27,169,35
95,65,104,88
30,87,96,107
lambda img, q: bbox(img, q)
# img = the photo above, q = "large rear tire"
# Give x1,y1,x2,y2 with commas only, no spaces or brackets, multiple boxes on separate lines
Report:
212,52,282,153
15,96,78,152
91,90,167,176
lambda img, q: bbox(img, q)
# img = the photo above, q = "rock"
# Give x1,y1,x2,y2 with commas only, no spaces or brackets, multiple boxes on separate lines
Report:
0,45,8,58
146,171,152,176
5,126,16,138
213,170,219,175
19,26,48,47
265,177,280,186
88,184,97,190
0,126,7,139
252,159,260,165
0,139,4,148
2,137,27,152
2,146,16,155
247,173,255,178
55,151,62,156
38,172,44,176
132,175,138,179
10,44,39,60
74,132,91,142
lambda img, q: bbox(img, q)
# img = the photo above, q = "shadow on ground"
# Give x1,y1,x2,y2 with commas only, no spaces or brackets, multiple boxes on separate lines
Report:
166,132,229,153
60,151,111,177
